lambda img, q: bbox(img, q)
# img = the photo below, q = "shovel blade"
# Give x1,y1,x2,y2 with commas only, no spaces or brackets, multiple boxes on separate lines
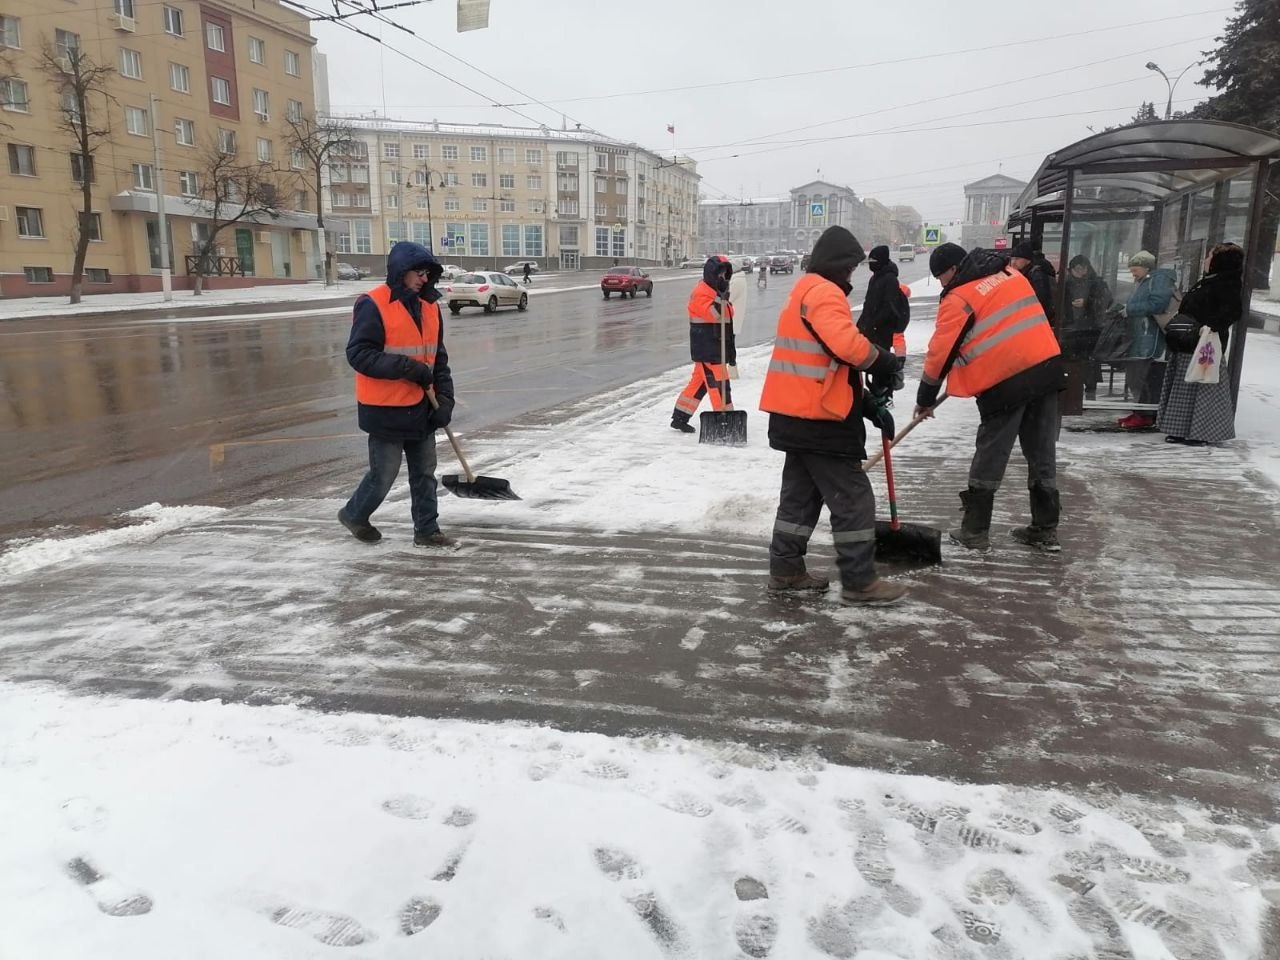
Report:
441,474,521,501
874,520,943,566
698,410,748,446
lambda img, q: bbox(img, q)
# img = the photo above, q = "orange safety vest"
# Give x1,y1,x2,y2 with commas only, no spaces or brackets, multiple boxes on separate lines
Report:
353,284,440,407
922,268,1059,398
760,273,884,421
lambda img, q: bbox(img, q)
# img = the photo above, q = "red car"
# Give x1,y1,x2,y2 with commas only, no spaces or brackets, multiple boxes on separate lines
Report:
601,267,653,299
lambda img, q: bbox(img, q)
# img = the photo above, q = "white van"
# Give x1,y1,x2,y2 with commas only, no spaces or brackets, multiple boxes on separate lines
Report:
896,244,917,262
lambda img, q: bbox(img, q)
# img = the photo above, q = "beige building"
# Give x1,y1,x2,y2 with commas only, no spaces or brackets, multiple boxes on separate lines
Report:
0,0,318,297
328,118,700,271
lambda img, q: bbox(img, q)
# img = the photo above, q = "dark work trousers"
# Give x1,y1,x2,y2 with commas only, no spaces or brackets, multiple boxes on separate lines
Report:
968,391,1058,493
769,451,878,589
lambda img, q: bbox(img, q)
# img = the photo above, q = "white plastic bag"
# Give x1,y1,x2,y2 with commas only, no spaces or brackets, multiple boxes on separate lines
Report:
1184,327,1223,385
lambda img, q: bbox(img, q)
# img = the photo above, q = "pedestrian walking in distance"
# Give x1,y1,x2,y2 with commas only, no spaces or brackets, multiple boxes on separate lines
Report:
671,255,737,433
917,243,1064,552
522,262,532,286
759,226,907,605
338,241,458,548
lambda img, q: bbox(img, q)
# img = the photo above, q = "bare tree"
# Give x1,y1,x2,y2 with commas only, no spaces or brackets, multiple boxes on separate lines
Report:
284,113,352,285
183,138,292,295
40,41,114,304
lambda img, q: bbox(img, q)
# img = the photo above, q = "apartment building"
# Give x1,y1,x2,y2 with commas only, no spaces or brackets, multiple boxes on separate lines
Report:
328,118,699,271
0,0,318,297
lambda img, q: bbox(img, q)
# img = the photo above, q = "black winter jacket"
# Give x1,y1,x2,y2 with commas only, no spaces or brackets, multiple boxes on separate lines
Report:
346,241,455,440
857,258,909,350
1175,250,1244,354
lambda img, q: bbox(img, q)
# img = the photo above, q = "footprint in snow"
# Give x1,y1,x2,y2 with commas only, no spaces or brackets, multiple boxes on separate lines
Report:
593,847,689,957
398,896,441,937
854,830,894,886
433,843,468,882
534,905,566,932
65,857,153,917
659,792,713,818
733,877,778,958
443,805,476,827
585,759,630,780
61,797,108,833
269,903,372,946
807,895,880,958
381,794,433,820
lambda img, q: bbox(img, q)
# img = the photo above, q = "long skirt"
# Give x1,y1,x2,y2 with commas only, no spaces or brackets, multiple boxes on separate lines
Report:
1156,352,1236,442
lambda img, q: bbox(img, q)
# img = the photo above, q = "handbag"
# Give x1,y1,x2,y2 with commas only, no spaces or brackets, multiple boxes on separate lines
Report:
1184,327,1223,385
1163,313,1202,353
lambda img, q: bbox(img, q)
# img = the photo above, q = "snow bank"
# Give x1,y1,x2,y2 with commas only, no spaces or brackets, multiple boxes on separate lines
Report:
0,682,1268,959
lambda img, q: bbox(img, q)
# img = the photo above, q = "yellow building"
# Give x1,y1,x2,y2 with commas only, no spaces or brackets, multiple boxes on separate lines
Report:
0,0,318,297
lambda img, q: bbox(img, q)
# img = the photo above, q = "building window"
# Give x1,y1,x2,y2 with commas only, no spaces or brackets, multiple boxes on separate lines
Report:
115,0,135,15
86,212,102,241
217,128,236,155
335,229,351,253
70,151,94,182
286,98,302,121
616,179,627,197
169,62,190,93
501,224,520,257
7,143,36,176
615,156,626,172
499,199,515,213
528,200,544,214
595,226,609,257
346,141,367,159
527,175,542,190
471,173,487,188
290,147,303,170
385,170,400,185
211,76,231,106
386,194,400,209
284,49,300,76
556,151,575,167
557,199,579,216
17,206,44,237
595,177,606,194
252,88,269,119
498,147,514,164
612,228,626,258
60,91,80,122
412,222,431,245
350,164,369,183
472,197,487,212
499,173,515,189
175,117,195,145
442,172,459,186
205,21,225,52
412,169,429,187
179,170,199,195
559,224,578,247
557,173,578,192
85,267,110,283
353,219,371,254
469,223,488,256
526,149,542,165
595,152,608,171
387,220,406,242
415,195,428,209
55,29,79,59
23,266,53,283
330,189,349,206
443,198,460,212
119,48,142,80
523,224,543,257
1,78,29,112
470,145,487,162
616,204,627,219
248,36,265,64
163,6,183,36
256,137,272,162
130,162,154,189
293,189,307,209
329,162,348,182
412,143,429,160
124,105,150,136
0,14,21,49
441,145,458,161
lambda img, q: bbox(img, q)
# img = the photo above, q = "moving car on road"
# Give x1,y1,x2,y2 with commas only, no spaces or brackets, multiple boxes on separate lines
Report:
768,255,793,274
737,257,755,274
897,244,917,262
444,272,529,315
601,267,653,299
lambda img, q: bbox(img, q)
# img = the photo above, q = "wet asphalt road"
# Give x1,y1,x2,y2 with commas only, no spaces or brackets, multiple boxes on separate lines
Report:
0,262,930,536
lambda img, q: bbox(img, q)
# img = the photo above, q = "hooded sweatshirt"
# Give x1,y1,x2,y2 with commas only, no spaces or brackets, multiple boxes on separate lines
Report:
345,241,454,439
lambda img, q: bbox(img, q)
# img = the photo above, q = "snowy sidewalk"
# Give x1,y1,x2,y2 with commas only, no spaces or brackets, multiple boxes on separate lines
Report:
2,318,1280,957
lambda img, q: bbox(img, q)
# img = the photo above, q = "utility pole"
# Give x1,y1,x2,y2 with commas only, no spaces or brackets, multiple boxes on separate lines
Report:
149,94,173,301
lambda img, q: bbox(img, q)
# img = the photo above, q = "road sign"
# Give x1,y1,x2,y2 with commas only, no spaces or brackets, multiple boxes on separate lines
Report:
611,223,625,234
810,202,825,219
993,237,1008,250
453,234,466,246
923,226,942,246
440,237,451,247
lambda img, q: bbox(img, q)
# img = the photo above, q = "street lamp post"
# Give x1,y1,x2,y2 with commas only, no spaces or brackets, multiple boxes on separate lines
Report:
1145,61,1200,120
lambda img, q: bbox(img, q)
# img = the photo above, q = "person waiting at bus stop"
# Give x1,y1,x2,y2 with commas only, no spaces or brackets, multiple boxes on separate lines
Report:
916,243,1065,552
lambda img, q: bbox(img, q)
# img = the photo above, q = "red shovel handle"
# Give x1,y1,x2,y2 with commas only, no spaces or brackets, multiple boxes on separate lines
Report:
881,433,900,531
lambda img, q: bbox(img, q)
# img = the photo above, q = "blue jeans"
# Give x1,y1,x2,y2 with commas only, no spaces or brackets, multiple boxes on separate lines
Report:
344,434,440,536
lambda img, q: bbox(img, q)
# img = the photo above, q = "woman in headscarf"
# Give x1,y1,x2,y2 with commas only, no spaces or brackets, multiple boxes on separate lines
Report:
1156,243,1245,445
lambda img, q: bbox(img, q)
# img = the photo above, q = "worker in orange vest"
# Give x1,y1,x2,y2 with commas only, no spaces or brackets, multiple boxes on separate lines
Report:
671,255,736,433
759,226,907,605
338,241,457,548
915,242,1064,552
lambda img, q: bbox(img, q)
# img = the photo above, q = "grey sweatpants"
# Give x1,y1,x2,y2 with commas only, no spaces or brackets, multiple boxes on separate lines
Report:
968,391,1058,493
769,451,877,589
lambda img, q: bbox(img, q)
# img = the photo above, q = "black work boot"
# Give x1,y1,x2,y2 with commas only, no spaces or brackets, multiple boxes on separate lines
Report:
338,507,381,543
949,488,994,551
670,415,695,434
1011,487,1061,552
768,572,831,593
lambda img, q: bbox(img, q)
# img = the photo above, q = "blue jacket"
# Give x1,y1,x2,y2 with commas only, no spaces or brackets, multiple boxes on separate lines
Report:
1125,267,1175,360
346,241,455,440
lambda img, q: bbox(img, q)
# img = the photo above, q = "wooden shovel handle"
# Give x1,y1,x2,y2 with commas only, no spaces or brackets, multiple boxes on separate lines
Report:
863,393,948,471
426,387,476,484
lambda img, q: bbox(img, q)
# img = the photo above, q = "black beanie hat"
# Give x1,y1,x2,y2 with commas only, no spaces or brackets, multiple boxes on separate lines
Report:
868,244,890,264
1010,241,1035,260
929,242,966,278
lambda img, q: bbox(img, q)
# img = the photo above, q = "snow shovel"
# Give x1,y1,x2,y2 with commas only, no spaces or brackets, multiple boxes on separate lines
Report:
863,393,949,471
427,388,520,501
699,294,747,446
874,428,942,566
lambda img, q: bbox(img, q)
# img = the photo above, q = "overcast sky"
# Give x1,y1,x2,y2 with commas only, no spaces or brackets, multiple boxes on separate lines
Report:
306,0,1232,222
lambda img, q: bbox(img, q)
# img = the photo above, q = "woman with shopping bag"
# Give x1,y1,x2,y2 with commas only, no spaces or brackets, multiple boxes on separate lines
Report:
1156,243,1245,445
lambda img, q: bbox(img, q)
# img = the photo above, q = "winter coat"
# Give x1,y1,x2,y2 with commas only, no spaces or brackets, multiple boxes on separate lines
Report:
761,226,895,460
688,255,736,364
1124,267,1175,360
1174,249,1244,354
1060,268,1111,360
1021,262,1056,324
346,241,455,441
857,258,909,351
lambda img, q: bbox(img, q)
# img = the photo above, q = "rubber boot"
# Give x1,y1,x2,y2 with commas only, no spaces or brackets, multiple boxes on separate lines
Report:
670,414,695,434
1011,487,1061,552
949,488,994,551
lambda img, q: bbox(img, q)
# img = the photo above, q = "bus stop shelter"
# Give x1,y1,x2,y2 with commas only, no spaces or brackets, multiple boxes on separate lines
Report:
1006,120,1280,416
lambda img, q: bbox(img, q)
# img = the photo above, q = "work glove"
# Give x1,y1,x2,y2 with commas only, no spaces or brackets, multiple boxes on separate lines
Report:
890,354,906,392
864,388,895,438
406,360,434,388
427,392,454,430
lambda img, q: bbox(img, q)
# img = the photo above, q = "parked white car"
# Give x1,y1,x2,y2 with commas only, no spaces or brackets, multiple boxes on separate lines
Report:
444,272,529,315
438,263,466,280
503,260,540,276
